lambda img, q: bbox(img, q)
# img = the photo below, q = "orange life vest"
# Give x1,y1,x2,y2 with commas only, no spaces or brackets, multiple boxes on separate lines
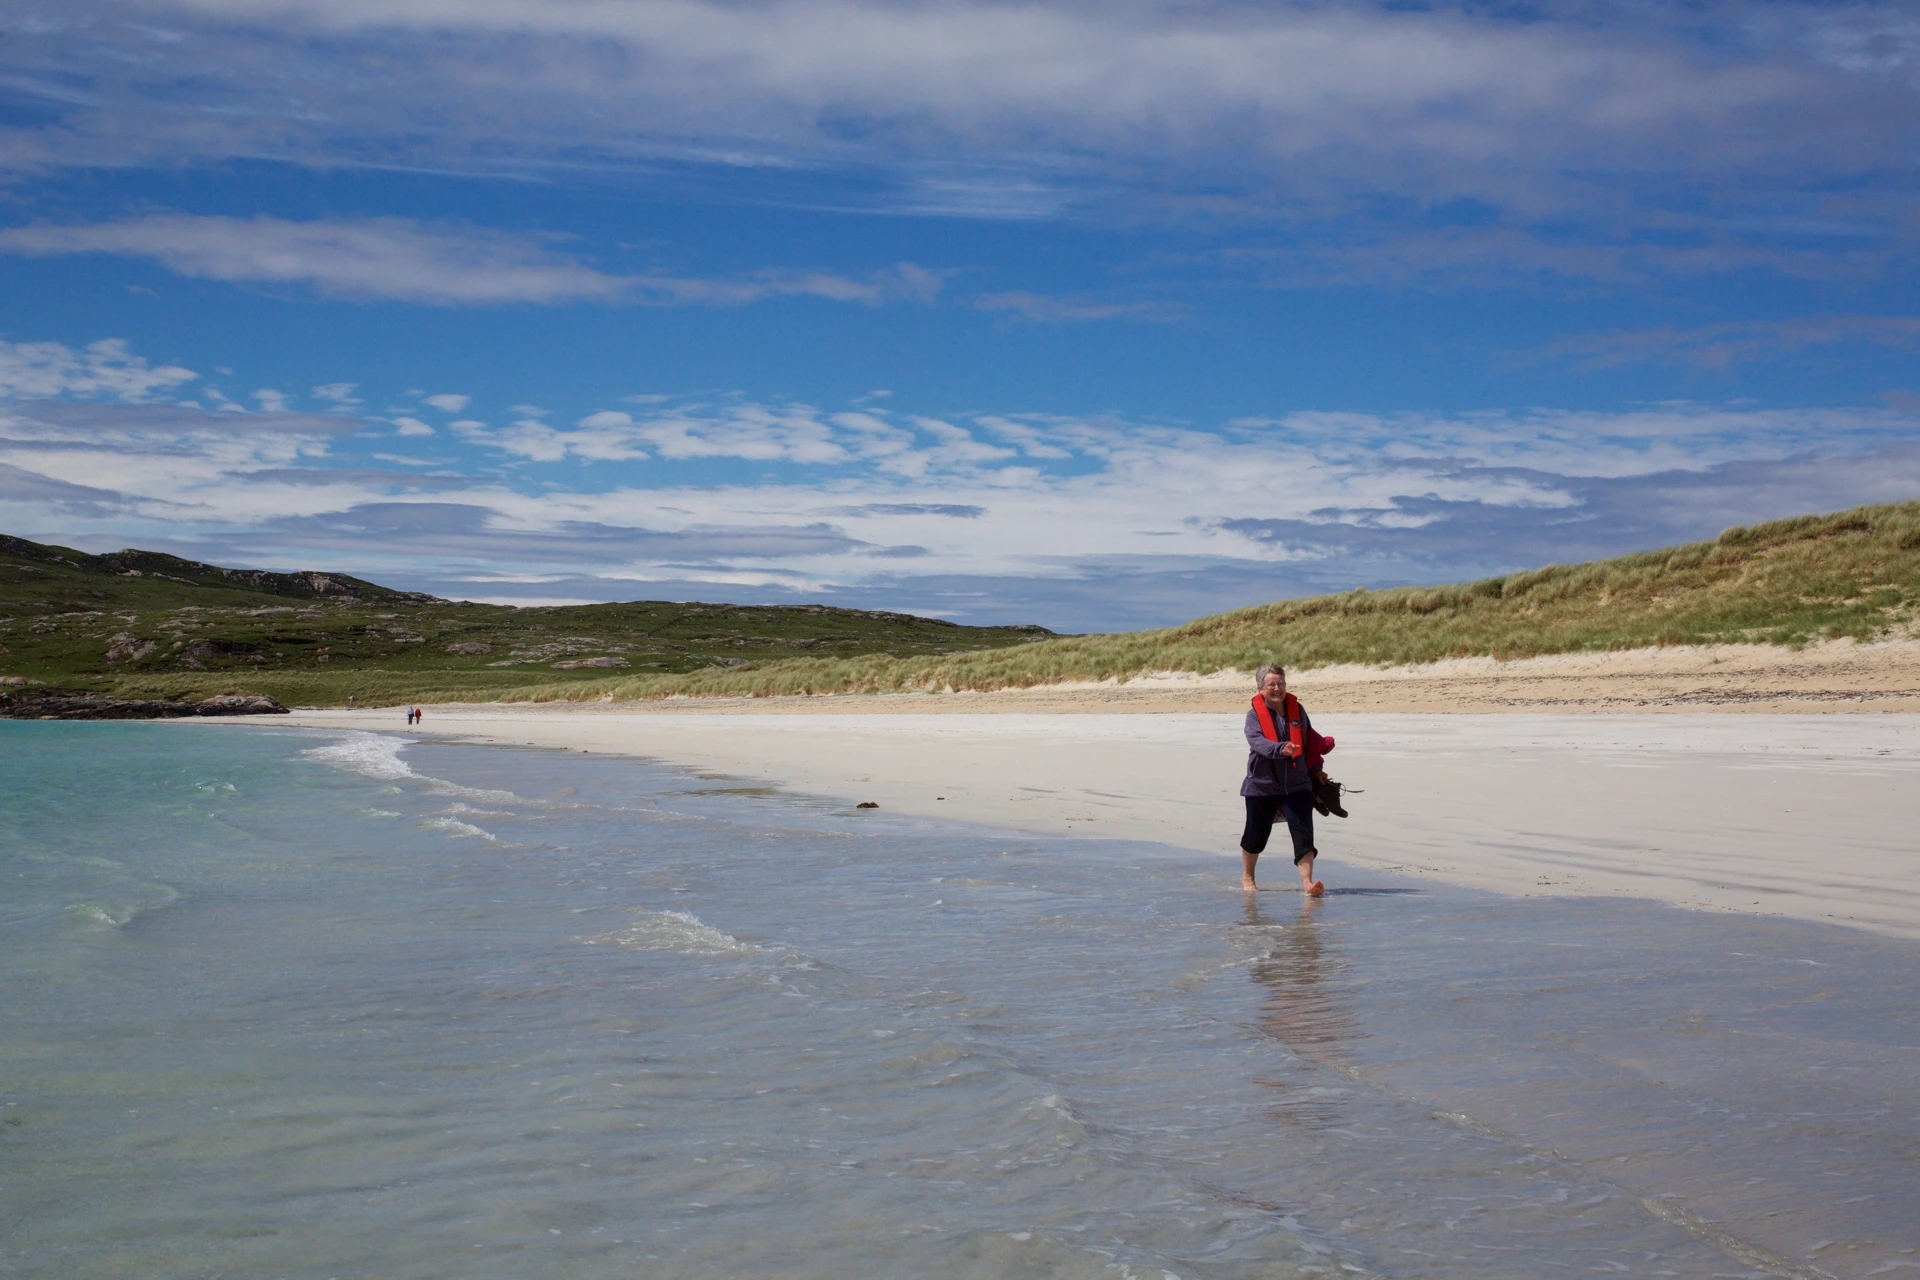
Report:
1251,692,1303,756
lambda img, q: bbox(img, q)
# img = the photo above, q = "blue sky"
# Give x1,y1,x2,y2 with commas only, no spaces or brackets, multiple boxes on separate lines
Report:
1,0,1917,631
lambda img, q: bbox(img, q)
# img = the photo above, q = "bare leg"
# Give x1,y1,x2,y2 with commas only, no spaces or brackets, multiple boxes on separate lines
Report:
1241,849,1259,892
1297,852,1324,896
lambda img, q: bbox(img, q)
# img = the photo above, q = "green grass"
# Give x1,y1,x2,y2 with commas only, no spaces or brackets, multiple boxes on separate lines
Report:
9,501,1919,706
0,534,1051,706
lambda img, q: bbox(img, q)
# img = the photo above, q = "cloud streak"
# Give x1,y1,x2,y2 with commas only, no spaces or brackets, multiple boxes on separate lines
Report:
2,2,1914,278
1538,316,1920,372
0,217,948,307
975,291,1174,323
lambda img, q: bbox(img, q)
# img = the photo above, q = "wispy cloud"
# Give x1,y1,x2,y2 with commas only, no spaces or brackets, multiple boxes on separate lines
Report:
0,217,949,307
311,383,363,406
0,397,370,534
1538,316,1920,372
975,291,1174,323
2,2,1914,279
13,0,1824,181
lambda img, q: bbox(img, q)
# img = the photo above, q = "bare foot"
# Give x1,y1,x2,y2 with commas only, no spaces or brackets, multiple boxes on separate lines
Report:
1242,876,1259,892
1297,854,1322,896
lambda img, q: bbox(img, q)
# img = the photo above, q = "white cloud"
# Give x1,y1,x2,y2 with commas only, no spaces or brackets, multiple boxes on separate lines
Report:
253,388,289,412
0,338,197,402
0,216,950,307
6,334,1916,628
334,396,1920,610
0,217,632,305
0,399,366,533
77,1,1815,176
312,382,362,405
422,393,470,413
7,0,1909,276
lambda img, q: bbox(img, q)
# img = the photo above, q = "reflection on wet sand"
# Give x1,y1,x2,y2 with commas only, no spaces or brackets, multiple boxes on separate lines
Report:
1245,897,1353,1054
1241,897,1363,1137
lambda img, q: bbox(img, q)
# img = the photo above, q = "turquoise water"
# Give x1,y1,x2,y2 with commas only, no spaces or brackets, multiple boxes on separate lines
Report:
2,722,1917,1279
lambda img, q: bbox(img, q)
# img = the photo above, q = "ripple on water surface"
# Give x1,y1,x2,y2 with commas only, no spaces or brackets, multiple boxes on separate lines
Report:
1,721,1916,1280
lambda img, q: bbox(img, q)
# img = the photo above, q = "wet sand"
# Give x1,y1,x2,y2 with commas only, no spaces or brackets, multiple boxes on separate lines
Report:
256,695,1920,940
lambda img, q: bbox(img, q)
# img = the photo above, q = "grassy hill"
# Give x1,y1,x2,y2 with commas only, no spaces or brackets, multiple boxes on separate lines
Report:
8,501,1918,705
0,534,1051,706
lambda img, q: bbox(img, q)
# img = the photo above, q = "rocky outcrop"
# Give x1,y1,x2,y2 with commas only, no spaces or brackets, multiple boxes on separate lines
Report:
193,694,290,716
0,690,289,720
185,638,261,661
105,633,158,663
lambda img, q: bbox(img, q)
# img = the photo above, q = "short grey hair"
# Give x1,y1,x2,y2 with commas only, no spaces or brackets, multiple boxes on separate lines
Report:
1254,662,1286,686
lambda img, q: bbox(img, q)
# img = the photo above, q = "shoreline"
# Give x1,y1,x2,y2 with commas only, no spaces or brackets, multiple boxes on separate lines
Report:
230,702,1920,942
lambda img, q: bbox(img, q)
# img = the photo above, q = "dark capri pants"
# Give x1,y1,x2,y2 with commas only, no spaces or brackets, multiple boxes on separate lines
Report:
1241,792,1316,864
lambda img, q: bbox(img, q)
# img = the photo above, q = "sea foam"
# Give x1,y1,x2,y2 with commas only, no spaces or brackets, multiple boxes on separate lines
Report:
303,733,522,805
303,733,415,781
584,909,757,956
423,816,497,840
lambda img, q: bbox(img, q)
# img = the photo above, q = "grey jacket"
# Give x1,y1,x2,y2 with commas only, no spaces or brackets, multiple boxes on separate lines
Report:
1240,701,1316,798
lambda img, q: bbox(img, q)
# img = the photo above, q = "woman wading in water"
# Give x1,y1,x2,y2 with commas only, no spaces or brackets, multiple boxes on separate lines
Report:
1239,663,1331,895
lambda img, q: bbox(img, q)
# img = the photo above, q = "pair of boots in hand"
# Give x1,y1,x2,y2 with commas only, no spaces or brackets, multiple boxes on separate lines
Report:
1311,772,1353,818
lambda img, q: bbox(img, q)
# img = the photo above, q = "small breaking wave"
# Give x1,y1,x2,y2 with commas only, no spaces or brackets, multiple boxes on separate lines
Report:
582,909,757,956
65,883,180,929
444,801,516,819
424,816,497,840
303,733,415,781
302,734,523,805
421,778,525,805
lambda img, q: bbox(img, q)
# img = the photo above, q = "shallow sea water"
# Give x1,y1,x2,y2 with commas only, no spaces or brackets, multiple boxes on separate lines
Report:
3,721,1917,1279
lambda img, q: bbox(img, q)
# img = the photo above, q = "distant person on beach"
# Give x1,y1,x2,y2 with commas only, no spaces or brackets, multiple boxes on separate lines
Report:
1240,663,1332,896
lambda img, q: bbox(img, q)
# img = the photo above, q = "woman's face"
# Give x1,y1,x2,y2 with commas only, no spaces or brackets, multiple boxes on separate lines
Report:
1259,671,1287,704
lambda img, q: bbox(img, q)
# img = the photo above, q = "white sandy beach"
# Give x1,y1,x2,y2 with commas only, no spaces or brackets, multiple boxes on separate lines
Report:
254,692,1920,941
